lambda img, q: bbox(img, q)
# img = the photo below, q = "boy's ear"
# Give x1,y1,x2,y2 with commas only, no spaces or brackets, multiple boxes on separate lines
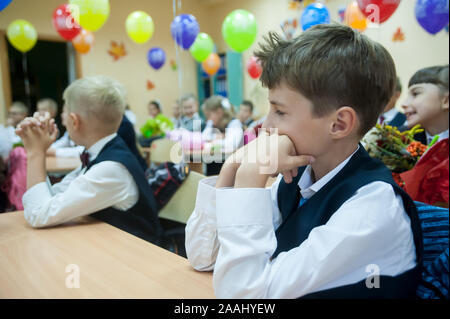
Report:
329,106,358,139
68,112,81,130
442,92,449,111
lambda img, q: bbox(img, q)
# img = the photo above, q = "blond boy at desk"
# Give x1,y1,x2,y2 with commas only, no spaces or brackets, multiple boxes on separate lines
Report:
185,25,423,299
16,75,163,245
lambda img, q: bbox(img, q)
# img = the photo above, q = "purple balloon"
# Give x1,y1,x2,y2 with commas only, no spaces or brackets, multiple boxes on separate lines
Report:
147,47,166,70
170,14,199,50
415,0,449,35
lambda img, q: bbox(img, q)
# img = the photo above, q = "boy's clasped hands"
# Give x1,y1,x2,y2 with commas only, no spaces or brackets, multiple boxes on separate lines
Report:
15,112,58,157
217,129,315,188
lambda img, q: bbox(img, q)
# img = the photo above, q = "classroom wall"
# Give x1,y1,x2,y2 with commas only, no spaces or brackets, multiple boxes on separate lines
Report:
1,0,449,125
202,0,450,118
0,0,209,128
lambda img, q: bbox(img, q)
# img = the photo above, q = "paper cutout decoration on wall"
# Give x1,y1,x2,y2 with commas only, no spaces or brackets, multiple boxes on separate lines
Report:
338,5,346,22
170,59,177,71
108,41,126,61
280,18,298,40
392,27,405,42
147,80,155,90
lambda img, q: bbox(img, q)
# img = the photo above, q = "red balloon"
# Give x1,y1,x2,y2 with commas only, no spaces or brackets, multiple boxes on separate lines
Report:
246,56,262,79
356,0,401,24
52,4,81,40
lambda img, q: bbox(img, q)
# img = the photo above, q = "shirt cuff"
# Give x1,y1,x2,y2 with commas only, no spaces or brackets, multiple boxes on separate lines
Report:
22,182,53,210
195,176,218,220
216,188,273,226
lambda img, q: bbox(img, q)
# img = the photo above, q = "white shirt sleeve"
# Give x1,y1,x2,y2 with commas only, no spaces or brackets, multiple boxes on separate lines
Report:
22,161,139,228
185,175,282,271
187,178,416,298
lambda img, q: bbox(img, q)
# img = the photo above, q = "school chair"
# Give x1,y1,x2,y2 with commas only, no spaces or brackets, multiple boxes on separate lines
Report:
159,171,205,224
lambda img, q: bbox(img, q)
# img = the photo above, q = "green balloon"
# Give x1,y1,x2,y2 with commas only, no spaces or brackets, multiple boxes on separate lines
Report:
190,32,214,62
222,9,257,53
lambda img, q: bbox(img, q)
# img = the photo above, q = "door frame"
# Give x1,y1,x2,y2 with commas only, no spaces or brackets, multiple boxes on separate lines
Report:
0,30,82,115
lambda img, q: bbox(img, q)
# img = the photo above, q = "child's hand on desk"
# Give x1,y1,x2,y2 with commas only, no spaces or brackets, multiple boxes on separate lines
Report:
16,113,58,157
234,131,314,188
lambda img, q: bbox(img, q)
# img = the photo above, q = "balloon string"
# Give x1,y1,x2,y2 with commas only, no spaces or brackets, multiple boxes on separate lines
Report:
173,0,183,100
22,53,31,108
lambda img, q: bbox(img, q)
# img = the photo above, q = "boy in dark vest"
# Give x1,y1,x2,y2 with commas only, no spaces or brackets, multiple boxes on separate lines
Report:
185,24,423,298
16,75,162,245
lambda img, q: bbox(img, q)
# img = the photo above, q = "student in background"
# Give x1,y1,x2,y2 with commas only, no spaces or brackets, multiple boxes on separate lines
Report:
237,100,255,129
186,25,422,298
16,75,163,246
171,99,182,129
147,100,162,119
378,77,407,128
37,98,58,118
201,95,244,154
400,65,449,207
403,65,449,146
2,101,28,145
37,98,63,136
180,94,205,132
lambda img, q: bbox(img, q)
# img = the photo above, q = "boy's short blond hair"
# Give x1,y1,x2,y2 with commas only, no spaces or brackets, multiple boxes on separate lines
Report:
63,75,126,129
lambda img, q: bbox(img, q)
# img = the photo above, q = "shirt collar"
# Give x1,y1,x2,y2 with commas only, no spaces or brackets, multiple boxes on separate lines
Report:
298,145,360,199
382,108,399,123
426,129,449,145
86,133,117,161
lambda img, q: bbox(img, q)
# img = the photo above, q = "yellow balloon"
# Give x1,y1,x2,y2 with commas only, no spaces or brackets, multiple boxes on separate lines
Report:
6,19,37,53
125,11,154,44
69,0,110,32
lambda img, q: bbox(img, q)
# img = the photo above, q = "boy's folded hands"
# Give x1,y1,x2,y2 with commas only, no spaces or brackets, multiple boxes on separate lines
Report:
217,129,314,188
15,111,58,156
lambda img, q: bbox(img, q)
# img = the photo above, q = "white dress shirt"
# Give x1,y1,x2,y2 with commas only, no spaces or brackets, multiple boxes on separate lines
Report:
23,133,139,228
50,131,84,158
185,148,417,298
425,129,449,145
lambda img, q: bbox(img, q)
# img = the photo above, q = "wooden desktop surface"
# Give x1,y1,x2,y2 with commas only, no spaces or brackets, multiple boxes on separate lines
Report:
46,156,81,174
0,211,214,299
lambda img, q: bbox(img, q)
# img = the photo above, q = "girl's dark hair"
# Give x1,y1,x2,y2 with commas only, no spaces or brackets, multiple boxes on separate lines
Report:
409,65,449,93
149,100,162,112
254,24,396,136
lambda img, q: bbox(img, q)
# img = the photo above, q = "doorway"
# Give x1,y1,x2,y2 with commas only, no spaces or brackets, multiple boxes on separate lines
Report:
3,35,79,135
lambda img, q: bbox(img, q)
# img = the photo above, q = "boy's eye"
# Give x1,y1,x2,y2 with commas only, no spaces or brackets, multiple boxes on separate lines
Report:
275,110,285,116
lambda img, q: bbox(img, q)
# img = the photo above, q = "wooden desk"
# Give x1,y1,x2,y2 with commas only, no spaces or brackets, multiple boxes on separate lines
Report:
0,211,214,298
46,157,81,174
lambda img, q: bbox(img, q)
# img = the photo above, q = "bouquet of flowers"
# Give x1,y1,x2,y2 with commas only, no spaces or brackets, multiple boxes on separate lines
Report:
363,124,427,173
364,124,449,206
140,114,174,139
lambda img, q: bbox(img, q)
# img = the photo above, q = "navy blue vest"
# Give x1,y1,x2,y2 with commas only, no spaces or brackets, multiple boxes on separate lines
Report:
117,115,148,171
85,136,163,245
276,145,423,299
388,112,407,128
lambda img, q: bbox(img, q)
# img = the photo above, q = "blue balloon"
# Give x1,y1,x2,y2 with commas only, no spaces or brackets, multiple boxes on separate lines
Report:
0,0,12,11
147,47,166,70
170,14,199,50
301,3,330,31
415,0,449,35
